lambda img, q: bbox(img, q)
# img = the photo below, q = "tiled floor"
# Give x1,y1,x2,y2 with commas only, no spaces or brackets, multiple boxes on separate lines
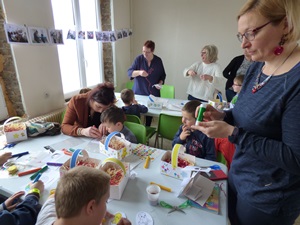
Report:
147,117,300,225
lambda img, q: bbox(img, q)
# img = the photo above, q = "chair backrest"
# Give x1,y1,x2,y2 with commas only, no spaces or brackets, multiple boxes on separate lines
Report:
125,114,142,124
160,85,175,99
124,121,146,144
157,113,182,140
126,81,134,90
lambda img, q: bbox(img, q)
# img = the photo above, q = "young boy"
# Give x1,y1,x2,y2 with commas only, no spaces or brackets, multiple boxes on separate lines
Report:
172,100,216,161
230,74,244,108
101,106,137,143
35,166,131,225
0,180,44,225
120,88,148,118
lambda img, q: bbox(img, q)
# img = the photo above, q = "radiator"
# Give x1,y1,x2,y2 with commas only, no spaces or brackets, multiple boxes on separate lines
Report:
0,85,8,121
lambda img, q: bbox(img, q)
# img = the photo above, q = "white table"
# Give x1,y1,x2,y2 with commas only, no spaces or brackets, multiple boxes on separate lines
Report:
114,93,189,117
0,134,228,225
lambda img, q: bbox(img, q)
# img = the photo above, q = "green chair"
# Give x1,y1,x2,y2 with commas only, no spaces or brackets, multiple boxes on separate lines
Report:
124,121,147,144
154,113,182,149
217,151,228,167
160,84,175,99
125,114,156,145
126,81,134,90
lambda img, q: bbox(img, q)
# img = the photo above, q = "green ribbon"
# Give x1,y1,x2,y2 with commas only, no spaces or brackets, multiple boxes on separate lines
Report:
159,200,191,209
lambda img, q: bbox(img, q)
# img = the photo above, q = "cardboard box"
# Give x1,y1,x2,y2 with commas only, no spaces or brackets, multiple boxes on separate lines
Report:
3,117,28,143
99,131,132,160
59,149,101,177
160,144,195,180
101,158,129,200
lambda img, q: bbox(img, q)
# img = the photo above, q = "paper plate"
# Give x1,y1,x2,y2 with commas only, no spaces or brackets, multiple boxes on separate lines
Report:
136,211,153,225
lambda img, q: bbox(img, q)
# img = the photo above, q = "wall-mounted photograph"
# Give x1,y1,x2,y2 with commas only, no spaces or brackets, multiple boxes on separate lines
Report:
28,27,49,44
4,23,29,44
48,29,63,44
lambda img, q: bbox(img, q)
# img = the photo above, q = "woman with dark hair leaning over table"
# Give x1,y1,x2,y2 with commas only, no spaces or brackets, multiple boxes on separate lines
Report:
61,82,115,138
192,0,300,224
127,40,166,126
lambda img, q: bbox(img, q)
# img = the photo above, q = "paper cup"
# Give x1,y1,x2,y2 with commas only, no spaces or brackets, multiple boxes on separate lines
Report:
146,184,161,206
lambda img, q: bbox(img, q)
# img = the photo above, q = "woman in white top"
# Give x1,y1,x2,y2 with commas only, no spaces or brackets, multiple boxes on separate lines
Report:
183,45,226,102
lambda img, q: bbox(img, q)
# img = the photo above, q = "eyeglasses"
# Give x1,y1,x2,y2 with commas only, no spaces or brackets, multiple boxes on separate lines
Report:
237,21,272,43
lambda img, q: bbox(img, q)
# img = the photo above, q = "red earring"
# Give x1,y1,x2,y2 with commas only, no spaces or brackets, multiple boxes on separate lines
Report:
274,35,286,55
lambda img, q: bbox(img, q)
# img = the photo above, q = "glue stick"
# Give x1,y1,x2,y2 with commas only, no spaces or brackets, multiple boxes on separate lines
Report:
195,103,207,125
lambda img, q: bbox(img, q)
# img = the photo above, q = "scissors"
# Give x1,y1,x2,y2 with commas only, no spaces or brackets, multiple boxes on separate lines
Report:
168,206,186,214
159,201,189,214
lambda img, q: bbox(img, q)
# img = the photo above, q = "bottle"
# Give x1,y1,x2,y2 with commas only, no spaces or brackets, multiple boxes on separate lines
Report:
195,103,207,125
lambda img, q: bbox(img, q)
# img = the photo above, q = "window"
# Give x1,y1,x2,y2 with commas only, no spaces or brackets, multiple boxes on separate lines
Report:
51,0,104,99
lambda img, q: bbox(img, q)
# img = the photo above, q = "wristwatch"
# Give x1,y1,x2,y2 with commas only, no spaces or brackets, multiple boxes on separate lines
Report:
228,126,239,142
28,188,40,197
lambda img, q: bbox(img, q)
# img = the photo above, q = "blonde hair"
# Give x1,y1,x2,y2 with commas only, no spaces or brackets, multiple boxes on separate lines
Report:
234,75,245,86
55,166,110,218
202,45,218,63
237,0,300,42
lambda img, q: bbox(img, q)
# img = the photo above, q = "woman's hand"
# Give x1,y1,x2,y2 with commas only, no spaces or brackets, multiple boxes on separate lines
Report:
81,126,102,138
191,121,234,138
140,70,149,77
200,74,213,82
188,70,197,76
0,152,12,166
195,104,226,122
4,191,25,211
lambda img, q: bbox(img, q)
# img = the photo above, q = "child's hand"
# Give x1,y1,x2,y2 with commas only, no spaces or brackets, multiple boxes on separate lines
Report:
30,180,44,193
4,191,25,211
132,99,138,105
0,152,12,166
179,125,191,140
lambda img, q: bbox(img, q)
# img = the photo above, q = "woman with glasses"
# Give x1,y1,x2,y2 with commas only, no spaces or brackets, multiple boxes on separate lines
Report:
183,44,226,102
192,0,300,224
223,49,253,102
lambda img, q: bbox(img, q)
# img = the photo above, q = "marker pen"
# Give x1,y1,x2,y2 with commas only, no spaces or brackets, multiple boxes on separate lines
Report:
195,103,207,125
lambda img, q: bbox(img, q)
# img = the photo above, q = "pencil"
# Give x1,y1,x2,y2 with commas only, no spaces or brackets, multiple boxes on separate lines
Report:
46,162,63,167
30,165,48,180
33,173,42,183
144,156,150,169
150,182,172,192
10,151,29,158
18,167,42,177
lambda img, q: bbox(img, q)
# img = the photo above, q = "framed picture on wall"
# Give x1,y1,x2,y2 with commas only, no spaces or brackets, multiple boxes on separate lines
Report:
28,27,49,44
4,23,29,44
48,29,64,44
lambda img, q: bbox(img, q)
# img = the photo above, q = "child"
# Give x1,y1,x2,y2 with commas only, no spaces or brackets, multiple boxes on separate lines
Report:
0,181,44,225
101,106,137,143
35,166,131,225
120,88,148,118
230,74,244,108
172,100,216,161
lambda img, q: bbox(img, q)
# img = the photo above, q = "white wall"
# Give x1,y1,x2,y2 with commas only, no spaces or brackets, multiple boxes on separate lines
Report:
129,0,246,99
2,0,247,117
111,0,131,92
2,0,65,118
